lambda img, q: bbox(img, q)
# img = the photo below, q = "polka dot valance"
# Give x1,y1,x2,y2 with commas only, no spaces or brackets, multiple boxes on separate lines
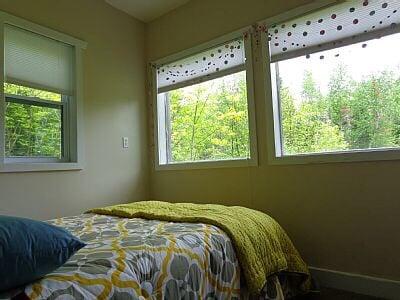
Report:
267,0,400,62
156,38,245,93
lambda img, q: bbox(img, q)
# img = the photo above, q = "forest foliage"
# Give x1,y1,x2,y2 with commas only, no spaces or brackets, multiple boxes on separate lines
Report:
5,62,400,161
4,83,62,158
166,64,400,162
168,71,250,162
281,65,400,155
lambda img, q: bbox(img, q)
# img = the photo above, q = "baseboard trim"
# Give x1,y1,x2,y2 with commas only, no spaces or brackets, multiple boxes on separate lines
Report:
309,267,400,300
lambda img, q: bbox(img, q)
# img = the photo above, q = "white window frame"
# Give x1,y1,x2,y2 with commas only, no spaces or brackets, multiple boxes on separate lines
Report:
261,0,400,165
0,11,86,173
151,28,258,171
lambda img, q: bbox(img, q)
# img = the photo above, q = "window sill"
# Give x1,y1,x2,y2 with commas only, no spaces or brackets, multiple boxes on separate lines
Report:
156,158,257,171
0,162,83,173
269,148,400,165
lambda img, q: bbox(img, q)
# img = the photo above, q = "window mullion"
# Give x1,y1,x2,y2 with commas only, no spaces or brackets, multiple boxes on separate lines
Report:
156,93,168,165
5,94,63,109
164,93,172,163
243,31,258,163
61,95,69,162
274,63,284,156
0,21,5,165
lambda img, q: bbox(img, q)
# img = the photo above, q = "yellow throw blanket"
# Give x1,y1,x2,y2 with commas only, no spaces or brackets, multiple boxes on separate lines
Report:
89,201,310,295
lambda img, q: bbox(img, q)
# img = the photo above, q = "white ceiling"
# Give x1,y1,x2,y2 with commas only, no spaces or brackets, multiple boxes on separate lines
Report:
105,0,191,22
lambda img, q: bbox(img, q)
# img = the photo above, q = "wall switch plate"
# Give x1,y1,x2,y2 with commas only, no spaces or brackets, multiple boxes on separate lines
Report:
122,137,129,148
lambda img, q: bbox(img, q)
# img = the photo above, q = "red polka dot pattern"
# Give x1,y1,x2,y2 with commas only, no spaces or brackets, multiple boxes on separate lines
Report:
267,0,400,62
157,38,246,91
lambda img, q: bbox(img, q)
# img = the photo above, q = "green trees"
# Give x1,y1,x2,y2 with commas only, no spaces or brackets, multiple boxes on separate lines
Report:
348,72,400,148
281,65,400,155
5,64,400,161
280,73,348,155
168,71,250,162
166,64,400,161
4,83,62,158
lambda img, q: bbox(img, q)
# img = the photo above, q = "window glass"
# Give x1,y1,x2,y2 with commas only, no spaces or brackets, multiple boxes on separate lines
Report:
155,35,255,167
267,0,400,158
5,84,63,158
5,83,61,102
161,71,250,163
276,32,400,156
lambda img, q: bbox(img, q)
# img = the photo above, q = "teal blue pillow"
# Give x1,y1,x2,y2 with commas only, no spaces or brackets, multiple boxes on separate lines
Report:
0,215,86,292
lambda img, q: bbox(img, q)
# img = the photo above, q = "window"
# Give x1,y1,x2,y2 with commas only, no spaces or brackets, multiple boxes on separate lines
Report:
5,83,63,160
153,33,257,169
265,0,400,163
0,12,86,172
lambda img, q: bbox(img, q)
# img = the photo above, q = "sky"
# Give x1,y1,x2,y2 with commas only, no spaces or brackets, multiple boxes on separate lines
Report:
278,32,400,101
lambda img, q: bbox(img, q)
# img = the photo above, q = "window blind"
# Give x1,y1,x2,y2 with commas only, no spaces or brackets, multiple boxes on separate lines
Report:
5,24,74,95
157,38,245,93
267,0,400,63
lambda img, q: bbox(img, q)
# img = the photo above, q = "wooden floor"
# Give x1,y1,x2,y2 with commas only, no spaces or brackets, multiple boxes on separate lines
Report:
295,288,382,300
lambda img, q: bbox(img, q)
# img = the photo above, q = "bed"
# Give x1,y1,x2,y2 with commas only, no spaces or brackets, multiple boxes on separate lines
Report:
12,202,310,299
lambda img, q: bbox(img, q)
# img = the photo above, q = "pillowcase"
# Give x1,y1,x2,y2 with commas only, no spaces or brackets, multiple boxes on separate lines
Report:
0,215,86,292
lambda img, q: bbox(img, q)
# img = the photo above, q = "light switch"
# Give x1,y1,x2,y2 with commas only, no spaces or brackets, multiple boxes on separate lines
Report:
122,137,129,148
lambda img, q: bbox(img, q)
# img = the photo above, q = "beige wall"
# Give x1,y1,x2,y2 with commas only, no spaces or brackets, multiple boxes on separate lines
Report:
0,0,149,220
147,0,400,281
1,0,398,284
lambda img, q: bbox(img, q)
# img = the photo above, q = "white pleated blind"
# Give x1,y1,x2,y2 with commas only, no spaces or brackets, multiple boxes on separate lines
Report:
267,0,400,62
157,38,245,93
5,25,74,95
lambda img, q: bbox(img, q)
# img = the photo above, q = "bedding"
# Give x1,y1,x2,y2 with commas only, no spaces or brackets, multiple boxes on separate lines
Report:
89,201,311,295
22,213,242,299
18,202,310,299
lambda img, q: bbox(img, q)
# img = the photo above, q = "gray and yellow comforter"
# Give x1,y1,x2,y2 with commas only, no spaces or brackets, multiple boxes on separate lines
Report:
21,202,310,299
23,213,242,299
